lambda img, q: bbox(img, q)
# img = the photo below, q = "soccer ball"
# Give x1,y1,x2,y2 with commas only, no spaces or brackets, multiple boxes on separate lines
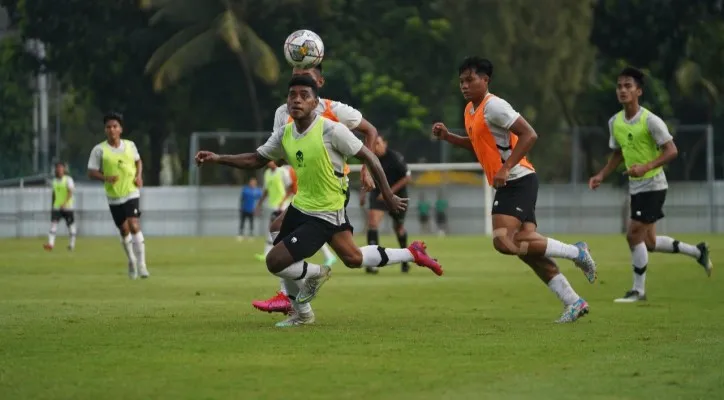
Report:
283,30,324,69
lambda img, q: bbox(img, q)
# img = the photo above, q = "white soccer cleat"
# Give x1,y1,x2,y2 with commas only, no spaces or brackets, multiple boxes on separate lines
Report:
138,264,150,279
296,265,332,304
614,290,647,303
275,311,315,328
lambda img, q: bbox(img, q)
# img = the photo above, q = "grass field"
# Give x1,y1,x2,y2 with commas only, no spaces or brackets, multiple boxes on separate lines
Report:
0,234,722,400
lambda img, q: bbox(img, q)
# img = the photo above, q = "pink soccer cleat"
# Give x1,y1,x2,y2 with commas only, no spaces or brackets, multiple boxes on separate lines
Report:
407,241,443,276
43,243,53,251
252,291,293,314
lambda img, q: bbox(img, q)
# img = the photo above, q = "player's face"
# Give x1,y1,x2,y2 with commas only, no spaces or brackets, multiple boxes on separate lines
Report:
54,164,64,177
267,161,277,170
249,178,257,187
616,76,641,104
287,86,319,120
292,68,325,88
373,137,387,156
104,120,122,141
459,69,488,102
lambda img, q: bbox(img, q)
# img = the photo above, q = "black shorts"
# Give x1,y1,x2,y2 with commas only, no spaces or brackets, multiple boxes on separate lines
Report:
273,205,351,262
491,173,538,225
435,212,447,225
369,192,407,225
419,214,430,224
108,198,141,228
630,190,666,224
51,210,75,225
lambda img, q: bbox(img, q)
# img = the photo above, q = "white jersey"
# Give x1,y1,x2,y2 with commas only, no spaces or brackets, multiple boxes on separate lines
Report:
272,99,362,131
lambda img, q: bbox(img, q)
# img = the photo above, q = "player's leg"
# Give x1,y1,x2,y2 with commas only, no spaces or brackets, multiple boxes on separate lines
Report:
265,207,334,327
64,211,77,250
641,190,712,276
238,209,246,240
45,211,61,250
252,210,294,314
491,175,597,283
125,199,148,278
391,211,409,273
614,217,650,303
329,210,442,276
365,194,386,274
110,204,138,279
515,222,588,323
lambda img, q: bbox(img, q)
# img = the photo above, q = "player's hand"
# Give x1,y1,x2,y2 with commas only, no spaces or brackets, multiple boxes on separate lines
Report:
360,165,375,192
105,175,118,184
134,175,143,188
493,167,510,188
359,192,367,207
432,122,450,141
588,174,604,190
195,150,219,165
255,206,262,216
384,194,408,214
624,163,649,178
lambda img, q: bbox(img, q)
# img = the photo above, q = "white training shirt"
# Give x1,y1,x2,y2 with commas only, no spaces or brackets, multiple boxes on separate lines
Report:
272,99,363,131
87,140,142,205
51,176,75,210
608,107,673,194
257,115,364,226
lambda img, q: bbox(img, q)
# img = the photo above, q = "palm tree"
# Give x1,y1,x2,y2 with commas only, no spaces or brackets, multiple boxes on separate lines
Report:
140,0,280,130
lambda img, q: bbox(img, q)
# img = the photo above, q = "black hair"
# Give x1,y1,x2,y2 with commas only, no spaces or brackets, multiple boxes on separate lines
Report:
458,56,493,78
288,75,319,97
55,161,65,168
103,111,124,127
619,67,645,88
314,63,323,73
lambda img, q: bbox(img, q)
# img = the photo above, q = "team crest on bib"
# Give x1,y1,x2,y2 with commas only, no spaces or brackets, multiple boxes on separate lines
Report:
295,150,304,167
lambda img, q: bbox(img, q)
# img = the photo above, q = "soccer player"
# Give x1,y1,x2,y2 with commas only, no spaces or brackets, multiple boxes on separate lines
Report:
418,193,431,234
87,112,149,280
432,56,596,323
44,162,77,251
589,67,713,303
251,63,379,314
238,177,262,240
196,75,443,327
360,136,412,273
254,161,301,258
435,190,449,236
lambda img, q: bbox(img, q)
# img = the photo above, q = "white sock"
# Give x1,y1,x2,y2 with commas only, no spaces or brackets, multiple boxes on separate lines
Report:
547,274,581,306
654,236,701,259
320,243,335,261
279,279,287,295
631,242,648,294
360,245,413,267
48,222,58,246
274,260,322,281
283,279,312,314
121,235,137,265
264,231,278,256
132,232,146,267
544,238,580,260
68,223,77,248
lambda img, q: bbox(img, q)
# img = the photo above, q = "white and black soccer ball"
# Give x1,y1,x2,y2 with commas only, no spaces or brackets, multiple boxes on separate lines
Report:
283,29,324,69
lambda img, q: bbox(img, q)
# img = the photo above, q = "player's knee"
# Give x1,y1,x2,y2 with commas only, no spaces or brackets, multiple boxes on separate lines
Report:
492,237,518,255
265,253,286,274
340,249,363,268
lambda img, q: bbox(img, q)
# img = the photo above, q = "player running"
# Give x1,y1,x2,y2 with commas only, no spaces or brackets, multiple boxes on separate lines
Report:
589,66,712,303
44,162,78,251
254,161,299,258
87,112,149,279
433,56,596,323
196,75,443,327
360,136,412,273
251,63,379,315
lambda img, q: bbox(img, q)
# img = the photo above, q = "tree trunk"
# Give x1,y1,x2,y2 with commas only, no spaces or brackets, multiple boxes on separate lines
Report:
147,122,165,186
236,53,263,132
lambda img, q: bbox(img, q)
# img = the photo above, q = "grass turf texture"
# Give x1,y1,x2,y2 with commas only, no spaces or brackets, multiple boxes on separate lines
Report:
0,235,722,400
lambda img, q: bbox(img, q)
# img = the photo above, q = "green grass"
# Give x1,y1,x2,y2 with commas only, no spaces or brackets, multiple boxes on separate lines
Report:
0,234,722,400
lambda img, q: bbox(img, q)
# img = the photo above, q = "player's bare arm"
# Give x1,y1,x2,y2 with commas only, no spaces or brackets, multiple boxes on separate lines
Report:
88,168,116,184
625,140,678,178
589,149,623,189
355,118,378,191
134,159,143,188
195,151,270,170
63,187,73,209
355,146,407,213
432,122,474,151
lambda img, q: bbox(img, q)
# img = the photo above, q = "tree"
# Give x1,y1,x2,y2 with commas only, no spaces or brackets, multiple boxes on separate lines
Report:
141,0,281,131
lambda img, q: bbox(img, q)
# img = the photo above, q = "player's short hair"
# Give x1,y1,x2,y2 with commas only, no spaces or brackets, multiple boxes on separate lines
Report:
103,112,124,127
458,56,493,79
288,75,319,97
314,63,323,73
619,67,645,88
55,161,65,168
